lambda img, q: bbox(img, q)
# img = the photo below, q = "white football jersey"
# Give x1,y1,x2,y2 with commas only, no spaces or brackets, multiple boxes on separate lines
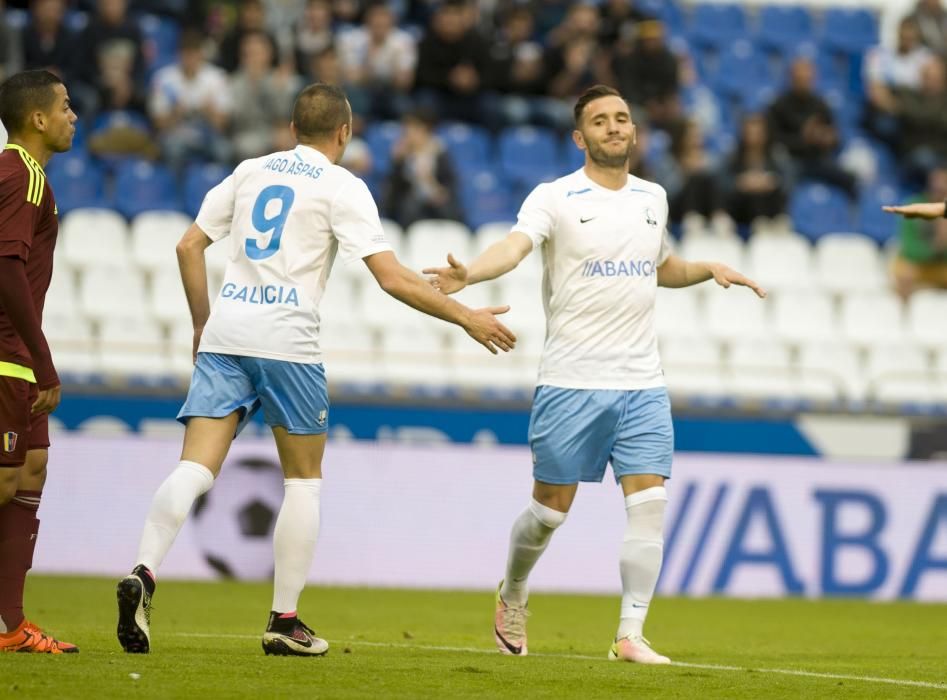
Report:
513,169,673,390
195,144,391,363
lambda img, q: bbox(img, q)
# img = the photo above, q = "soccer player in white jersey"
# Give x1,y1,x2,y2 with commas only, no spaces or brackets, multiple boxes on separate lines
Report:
115,84,515,657
424,85,765,663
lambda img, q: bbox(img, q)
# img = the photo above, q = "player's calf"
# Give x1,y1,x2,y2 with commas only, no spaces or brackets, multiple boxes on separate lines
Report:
116,564,154,654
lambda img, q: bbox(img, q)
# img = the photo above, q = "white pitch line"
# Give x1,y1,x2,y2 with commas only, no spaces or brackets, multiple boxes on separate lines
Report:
173,633,947,691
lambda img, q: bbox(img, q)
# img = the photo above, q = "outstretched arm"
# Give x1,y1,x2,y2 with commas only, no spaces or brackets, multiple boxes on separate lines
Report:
883,201,946,220
657,254,767,298
364,251,516,354
422,232,533,294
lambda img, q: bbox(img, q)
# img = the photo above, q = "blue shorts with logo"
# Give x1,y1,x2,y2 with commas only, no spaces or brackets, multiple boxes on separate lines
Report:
528,386,673,485
177,353,329,436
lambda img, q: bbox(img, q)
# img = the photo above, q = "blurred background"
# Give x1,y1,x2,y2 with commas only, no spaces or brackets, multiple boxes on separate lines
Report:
3,0,946,600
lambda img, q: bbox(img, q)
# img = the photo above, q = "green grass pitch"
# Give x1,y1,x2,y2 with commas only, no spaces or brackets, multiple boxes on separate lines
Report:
2,575,946,698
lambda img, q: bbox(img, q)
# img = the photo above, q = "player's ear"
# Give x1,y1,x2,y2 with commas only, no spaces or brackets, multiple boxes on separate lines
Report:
572,129,585,150
631,123,637,146
31,110,47,133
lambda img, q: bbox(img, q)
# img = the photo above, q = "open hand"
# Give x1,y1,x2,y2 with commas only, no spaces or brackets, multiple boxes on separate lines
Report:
464,306,517,354
882,202,945,220
710,263,767,298
423,253,468,295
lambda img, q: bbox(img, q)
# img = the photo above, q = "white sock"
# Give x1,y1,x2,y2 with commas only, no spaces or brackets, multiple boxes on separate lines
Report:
499,499,568,606
272,478,322,614
617,486,667,640
137,460,215,573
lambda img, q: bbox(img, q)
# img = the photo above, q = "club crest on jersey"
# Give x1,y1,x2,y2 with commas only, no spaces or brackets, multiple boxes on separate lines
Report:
316,410,327,426
645,208,658,227
2,431,17,452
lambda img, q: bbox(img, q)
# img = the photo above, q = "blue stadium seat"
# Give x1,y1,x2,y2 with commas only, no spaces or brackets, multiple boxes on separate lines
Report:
757,6,813,53
689,3,748,49
364,121,402,178
821,8,878,55
139,14,180,77
113,159,182,219
46,152,108,214
436,122,491,170
714,40,770,104
789,182,855,241
183,162,230,219
459,170,517,230
858,184,901,243
498,126,560,186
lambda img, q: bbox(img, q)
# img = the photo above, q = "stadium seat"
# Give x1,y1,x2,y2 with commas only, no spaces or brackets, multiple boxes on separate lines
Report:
814,233,887,294
865,342,935,406
680,232,745,269
660,335,727,402
704,284,769,342
148,268,190,325
771,291,837,345
380,218,405,255
498,126,560,187
473,222,515,255
113,159,182,219
655,287,703,340
746,232,814,292
821,8,879,55
713,41,770,104
789,183,855,241
796,340,865,403
46,152,108,214
757,5,814,53
436,122,491,170
168,322,196,380
857,184,901,243
727,338,798,403
493,275,546,342
689,3,748,49
404,219,473,271
43,267,78,318
906,290,947,350
359,281,429,332
139,13,180,76
97,318,169,378
61,208,130,270
839,291,905,347
459,169,517,230
44,313,97,376
183,162,230,219
561,132,585,171
203,238,231,277
131,211,194,273
364,121,402,176
322,323,380,386
377,324,452,387
78,266,148,322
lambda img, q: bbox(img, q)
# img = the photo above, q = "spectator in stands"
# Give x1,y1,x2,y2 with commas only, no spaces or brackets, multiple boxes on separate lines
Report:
864,17,931,147
892,167,947,299
612,20,680,131
894,56,947,185
414,0,493,125
304,44,368,131
677,49,721,136
910,0,947,57
293,0,334,74
543,3,608,104
337,1,416,121
21,0,74,80
768,56,857,198
723,114,789,228
598,0,653,46
149,29,232,172
217,0,280,73
0,0,24,81
382,108,463,228
653,118,726,225
229,31,301,162
489,7,571,129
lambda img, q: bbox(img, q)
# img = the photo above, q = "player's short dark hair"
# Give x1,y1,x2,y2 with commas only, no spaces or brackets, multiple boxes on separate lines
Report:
292,83,351,142
0,69,64,135
573,84,625,127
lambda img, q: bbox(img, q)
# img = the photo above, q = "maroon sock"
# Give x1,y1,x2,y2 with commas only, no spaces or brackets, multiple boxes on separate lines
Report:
0,490,41,633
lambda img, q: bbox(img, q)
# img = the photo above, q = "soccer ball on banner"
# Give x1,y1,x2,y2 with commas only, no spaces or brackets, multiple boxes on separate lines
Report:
191,455,284,580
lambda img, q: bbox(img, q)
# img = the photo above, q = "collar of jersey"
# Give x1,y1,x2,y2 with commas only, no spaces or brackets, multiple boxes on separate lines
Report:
577,167,635,194
4,143,44,173
295,144,331,163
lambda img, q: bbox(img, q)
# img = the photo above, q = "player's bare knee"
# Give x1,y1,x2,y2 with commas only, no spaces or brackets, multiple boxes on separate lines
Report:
620,474,665,496
531,481,576,516
529,498,568,529
21,449,48,489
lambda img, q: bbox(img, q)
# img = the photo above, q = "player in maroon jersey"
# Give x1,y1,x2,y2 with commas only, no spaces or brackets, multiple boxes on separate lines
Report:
0,70,77,654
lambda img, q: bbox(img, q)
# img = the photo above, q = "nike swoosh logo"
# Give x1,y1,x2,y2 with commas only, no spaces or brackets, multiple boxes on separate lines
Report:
631,603,648,608
580,217,596,224
495,628,523,655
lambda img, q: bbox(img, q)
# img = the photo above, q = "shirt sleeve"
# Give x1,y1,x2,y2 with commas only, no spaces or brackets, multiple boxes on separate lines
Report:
0,169,36,261
657,188,673,265
512,183,557,248
195,174,236,242
330,177,392,264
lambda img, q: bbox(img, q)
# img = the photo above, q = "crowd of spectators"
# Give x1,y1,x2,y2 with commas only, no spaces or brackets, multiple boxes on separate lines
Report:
4,0,947,257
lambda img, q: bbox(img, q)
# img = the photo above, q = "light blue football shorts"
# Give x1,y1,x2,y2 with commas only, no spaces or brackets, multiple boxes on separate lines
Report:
528,386,674,485
177,352,329,436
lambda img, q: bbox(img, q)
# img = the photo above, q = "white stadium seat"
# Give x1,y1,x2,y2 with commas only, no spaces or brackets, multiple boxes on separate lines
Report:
377,324,452,387
78,266,148,322
43,267,78,318
655,287,703,340
130,211,193,273
61,208,129,270
660,336,727,401
704,285,769,341
380,218,404,255
906,289,947,349
149,269,190,325
168,322,195,380
203,238,231,276
680,233,745,270
404,219,472,271
797,341,866,403
727,338,797,401
770,291,837,344
746,233,814,292
865,342,935,405
323,324,380,385
815,233,887,295
473,222,515,254
44,313,97,375
98,318,169,377
839,291,904,346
